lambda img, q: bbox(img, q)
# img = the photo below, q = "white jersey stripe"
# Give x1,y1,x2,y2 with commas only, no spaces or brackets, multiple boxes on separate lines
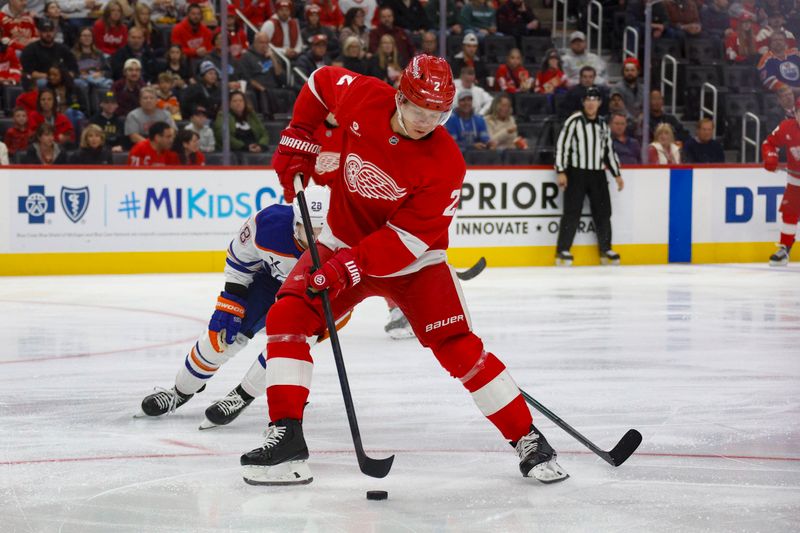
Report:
306,69,328,110
387,222,429,258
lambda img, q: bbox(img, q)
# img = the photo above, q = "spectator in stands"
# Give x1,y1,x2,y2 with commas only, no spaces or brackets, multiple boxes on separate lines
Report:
451,33,488,86
315,0,345,29
184,105,214,152
128,121,178,166
239,32,286,115
130,2,166,56
608,90,632,122
181,60,222,119
214,90,269,153
58,0,101,31
340,0,377,29
261,0,303,60
459,0,495,38
111,27,156,81
562,68,609,118
446,90,491,150
73,27,113,91
15,76,38,112
494,48,532,93
454,65,492,114
46,65,85,133
425,0,461,36
42,1,76,48
369,6,414,66
155,71,180,120
486,93,527,150
140,0,179,26
303,4,338,54
757,12,797,54
297,34,332,78
0,0,38,54
162,45,192,90
626,0,672,41
418,31,438,57
93,1,128,56
645,88,689,142
68,124,112,164
0,26,22,86
206,30,244,93
609,111,641,165
20,19,78,88
683,118,725,163
664,0,703,39
561,31,607,87
22,122,66,164
29,88,74,144
701,0,732,44
234,0,272,29
614,57,643,116
647,122,681,164
334,35,368,73
223,6,249,60
89,91,125,151
764,85,795,131
367,33,398,82
496,0,543,44
125,86,175,145
0,139,8,164
759,31,800,90
383,0,429,33
535,48,568,95
726,12,761,63
4,106,32,156
339,7,368,53
173,128,205,165
171,3,212,60
112,58,145,117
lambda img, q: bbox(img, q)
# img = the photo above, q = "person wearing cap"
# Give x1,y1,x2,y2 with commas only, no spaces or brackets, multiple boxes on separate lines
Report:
171,3,213,59
111,26,157,82
302,4,339,56
561,30,607,87
20,18,78,87
383,0,430,33
613,57,643,116
111,58,146,117
261,0,303,60
368,6,415,66
296,33,333,79
452,33,489,86
89,91,126,151
534,48,567,95
185,105,215,152
445,89,492,151
554,86,623,267
180,60,222,119
0,0,39,54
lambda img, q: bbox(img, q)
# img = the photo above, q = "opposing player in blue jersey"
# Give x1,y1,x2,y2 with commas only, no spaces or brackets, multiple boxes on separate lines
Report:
137,186,332,429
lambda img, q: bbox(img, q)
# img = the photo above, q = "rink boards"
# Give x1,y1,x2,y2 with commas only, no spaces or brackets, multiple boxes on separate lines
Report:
1,164,797,275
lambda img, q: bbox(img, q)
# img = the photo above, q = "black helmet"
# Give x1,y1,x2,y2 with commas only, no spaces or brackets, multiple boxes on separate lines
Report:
583,86,602,101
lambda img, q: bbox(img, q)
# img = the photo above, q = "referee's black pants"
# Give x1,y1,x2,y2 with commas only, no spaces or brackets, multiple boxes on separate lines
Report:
556,168,612,253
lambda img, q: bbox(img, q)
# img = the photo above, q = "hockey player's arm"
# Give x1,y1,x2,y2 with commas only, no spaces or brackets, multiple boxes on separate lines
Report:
762,121,788,172
224,217,262,289
554,115,577,173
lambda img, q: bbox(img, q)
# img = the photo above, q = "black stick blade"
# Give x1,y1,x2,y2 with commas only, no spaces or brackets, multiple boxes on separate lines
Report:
456,257,487,281
359,454,395,478
607,429,642,466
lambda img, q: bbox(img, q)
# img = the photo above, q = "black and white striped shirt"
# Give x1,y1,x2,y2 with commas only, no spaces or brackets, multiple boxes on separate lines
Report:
555,112,622,177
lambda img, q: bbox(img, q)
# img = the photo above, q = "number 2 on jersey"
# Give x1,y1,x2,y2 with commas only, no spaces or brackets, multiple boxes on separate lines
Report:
443,189,460,216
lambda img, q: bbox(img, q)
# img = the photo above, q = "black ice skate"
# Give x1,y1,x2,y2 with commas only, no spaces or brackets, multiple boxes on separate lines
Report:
241,418,312,485
135,385,203,418
600,250,621,265
384,307,415,339
512,425,569,484
199,385,254,430
769,245,790,267
555,251,574,267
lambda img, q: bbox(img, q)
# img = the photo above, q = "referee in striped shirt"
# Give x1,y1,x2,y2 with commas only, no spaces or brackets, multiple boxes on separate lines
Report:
554,86,624,266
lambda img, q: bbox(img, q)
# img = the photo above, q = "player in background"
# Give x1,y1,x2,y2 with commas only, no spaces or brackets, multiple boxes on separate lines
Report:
137,186,333,429
240,56,568,485
762,97,800,266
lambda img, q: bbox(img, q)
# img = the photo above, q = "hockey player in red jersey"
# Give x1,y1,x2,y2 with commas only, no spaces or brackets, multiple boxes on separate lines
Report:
240,55,568,485
762,97,800,266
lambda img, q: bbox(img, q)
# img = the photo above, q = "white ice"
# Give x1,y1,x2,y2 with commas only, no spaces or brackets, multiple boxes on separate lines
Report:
1,264,799,533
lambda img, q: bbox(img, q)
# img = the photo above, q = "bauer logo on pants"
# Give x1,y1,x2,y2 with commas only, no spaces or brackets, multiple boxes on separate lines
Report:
425,314,465,333
60,186,90,223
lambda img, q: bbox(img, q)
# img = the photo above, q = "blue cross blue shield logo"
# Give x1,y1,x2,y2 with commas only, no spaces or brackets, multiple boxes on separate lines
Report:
18,185,55,224
60,186,90,223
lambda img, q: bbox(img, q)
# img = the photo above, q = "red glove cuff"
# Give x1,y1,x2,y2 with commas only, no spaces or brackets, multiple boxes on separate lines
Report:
764,151,778,171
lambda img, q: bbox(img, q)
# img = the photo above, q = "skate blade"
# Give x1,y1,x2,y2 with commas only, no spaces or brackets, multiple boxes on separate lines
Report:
242,460,313,486
133,409,154,419
386,328,415,340
198,418,220,430
769,259,789,267
600,257,620,266
555,259,573,267
528,459,569,484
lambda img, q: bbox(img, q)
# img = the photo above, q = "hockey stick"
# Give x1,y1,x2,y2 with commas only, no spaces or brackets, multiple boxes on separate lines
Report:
520,389,642,467
293,176,395,478
456,257,487,281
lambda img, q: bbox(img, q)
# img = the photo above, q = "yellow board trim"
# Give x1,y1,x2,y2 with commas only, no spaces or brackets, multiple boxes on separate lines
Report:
447,244,669,267
691,242,800,263
0,251,228,276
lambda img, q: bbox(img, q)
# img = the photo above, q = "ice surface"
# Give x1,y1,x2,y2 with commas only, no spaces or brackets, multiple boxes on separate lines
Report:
1,264,799,533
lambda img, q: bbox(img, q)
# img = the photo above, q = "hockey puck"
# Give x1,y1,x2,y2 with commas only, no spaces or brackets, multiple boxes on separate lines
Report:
366,490,388,501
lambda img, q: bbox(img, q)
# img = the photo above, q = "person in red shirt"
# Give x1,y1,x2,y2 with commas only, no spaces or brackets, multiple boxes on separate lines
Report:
762,96,800,266
3,106,32,156
0,26,22,85
171,3,213,59
534,48,568,95
313,0,344,29
493,48,531,93
172,128,205,165
260,0,303,60
28,88,74,145
239,56,569,486
222,5,248,60
128,121,178,166
0,0,38,54
93,0,128,56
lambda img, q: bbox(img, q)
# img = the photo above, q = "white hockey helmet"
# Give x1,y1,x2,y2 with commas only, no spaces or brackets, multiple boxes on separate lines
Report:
292,184,330,243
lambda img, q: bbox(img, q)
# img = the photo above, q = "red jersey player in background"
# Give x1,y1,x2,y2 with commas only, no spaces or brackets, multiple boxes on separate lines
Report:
762,96,800,266
128,122,179,166
240,56,568,486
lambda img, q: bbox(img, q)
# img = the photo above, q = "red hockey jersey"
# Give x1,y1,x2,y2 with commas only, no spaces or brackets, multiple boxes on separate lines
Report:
763,118,800,186
291,66,466,277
